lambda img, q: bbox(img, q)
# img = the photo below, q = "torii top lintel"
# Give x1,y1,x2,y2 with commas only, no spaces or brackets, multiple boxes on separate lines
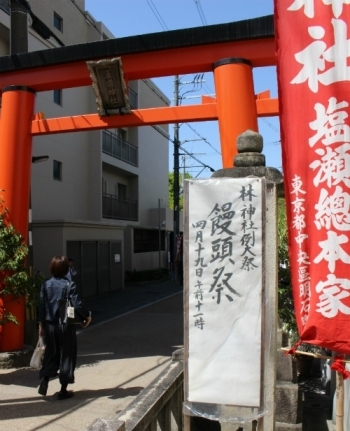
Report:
0,15,275,91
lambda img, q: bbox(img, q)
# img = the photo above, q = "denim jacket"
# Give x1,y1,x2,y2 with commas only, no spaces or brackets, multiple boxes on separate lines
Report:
38,277,89,323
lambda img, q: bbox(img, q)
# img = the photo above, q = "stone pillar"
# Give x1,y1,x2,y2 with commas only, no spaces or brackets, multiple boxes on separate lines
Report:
211,130,283,431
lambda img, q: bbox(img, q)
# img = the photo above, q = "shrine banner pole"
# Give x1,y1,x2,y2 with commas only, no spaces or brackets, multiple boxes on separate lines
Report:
336,371,344,431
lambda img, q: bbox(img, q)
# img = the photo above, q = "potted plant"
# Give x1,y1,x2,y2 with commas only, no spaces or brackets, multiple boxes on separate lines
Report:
0,198,44,351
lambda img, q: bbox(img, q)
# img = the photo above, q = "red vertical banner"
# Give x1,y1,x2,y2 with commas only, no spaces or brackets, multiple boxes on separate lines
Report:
275,0,350,353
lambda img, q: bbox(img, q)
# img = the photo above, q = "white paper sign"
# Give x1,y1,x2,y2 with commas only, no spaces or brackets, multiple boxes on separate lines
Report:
187,178,263,407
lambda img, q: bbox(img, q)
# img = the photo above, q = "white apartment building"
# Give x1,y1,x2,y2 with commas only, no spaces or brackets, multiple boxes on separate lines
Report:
0,0,172,297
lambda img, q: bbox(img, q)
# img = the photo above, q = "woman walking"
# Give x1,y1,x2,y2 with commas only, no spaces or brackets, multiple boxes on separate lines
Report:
37,256,91,399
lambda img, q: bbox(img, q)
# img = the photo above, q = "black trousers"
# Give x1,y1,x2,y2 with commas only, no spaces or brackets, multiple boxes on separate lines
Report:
39,321,77,385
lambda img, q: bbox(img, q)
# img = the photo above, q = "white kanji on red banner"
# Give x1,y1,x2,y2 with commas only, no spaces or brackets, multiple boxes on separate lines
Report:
275,0,350,352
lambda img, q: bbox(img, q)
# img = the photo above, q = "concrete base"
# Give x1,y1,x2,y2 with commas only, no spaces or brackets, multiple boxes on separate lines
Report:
0,344,33,369
276,382,303,424
275,423,302,430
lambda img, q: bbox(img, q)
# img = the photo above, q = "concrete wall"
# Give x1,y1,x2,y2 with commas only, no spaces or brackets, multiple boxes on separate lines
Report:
138,79,169,227
33,221,125,279
133,251,168,272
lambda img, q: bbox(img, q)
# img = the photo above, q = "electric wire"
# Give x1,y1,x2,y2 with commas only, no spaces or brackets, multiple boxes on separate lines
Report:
193,0,208,25
261,117,280,133
70,0,108,39
265,140,281,145
179,142,215,172
146,0,169,30
203,75,213,95
185,123,221,155
150,125,215,173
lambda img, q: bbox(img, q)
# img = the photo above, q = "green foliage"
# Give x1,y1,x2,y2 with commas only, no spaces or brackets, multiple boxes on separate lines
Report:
277,198,297,334
0,200,45,325
278,200,322,354
168,171,193,210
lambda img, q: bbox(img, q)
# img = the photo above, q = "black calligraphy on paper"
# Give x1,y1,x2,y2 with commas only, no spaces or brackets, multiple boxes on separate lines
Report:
191,221,208,330
190,180,261,329
240,185,259,271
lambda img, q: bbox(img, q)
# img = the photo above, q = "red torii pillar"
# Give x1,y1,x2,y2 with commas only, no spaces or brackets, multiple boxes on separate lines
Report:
0,85,36,352
214,58,258,168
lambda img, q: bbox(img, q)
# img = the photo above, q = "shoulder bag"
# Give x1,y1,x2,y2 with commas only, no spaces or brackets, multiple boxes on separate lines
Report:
57,282,86,325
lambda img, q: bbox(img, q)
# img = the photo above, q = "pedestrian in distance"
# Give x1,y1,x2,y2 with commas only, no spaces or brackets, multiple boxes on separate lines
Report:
66,257,77,281
37,255,92,400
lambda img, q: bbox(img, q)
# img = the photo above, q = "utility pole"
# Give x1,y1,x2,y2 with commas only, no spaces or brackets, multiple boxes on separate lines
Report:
10,0,30,54
173,75,180,282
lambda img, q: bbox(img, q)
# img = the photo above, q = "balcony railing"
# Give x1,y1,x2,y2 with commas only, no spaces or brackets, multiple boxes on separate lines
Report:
102,130,138,167
102,193,138,221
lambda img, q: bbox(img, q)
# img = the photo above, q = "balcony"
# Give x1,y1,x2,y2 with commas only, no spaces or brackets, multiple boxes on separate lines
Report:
102,130,138,167
102,193,138,221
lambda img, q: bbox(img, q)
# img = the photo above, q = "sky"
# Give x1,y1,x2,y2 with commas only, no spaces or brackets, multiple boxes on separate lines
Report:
84,0,279,178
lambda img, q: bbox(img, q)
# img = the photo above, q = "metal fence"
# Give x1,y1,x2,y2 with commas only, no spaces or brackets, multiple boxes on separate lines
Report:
102,193,138,221
102,130,138,167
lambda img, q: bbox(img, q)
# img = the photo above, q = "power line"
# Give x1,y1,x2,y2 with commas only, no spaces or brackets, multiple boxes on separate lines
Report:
185,123,221,155
265,140,281,145
178,74,205,105
70,0,108,39
149,124,215,172
202,74,214,95
146,0,169,30
261,117,280,133
179,143,215,172
193,0,208,26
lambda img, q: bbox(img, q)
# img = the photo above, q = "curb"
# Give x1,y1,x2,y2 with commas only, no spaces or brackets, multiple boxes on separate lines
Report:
0,344,33,369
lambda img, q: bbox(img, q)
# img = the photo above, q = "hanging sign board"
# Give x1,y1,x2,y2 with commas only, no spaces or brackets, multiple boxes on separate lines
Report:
185,177,264,407
275,0,350,353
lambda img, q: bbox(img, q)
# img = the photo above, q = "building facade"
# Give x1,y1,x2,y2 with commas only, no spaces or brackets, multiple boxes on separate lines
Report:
0,0,171,297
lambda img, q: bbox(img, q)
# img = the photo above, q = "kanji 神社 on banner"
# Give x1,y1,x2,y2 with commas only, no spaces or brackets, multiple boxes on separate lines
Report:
274,0,350,353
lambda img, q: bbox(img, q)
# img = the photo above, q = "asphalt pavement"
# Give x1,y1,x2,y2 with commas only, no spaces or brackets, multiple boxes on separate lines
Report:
0,279,336,430
0,279,184,431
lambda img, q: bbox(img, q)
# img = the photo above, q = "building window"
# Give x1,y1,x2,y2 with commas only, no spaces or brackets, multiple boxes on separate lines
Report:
134,229,165,253
53,160,62,181
53,89,62,105
53,12,63,32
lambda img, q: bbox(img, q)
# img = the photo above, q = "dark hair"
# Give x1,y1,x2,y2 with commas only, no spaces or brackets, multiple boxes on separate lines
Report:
50,256,69,278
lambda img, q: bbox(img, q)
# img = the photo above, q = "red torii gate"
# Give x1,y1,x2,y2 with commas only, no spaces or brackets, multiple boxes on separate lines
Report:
0,15,278,351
